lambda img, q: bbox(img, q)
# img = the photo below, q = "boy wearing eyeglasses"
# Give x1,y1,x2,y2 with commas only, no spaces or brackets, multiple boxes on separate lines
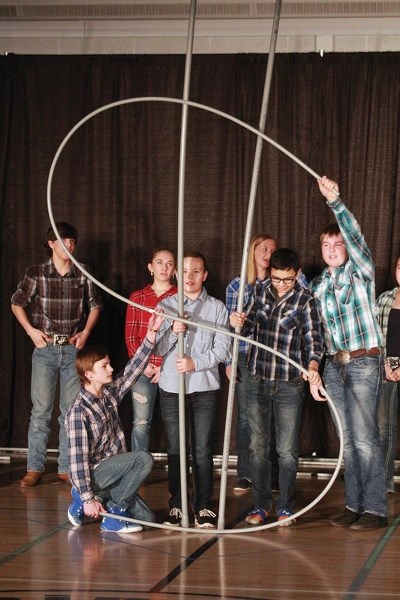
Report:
230,247,324,527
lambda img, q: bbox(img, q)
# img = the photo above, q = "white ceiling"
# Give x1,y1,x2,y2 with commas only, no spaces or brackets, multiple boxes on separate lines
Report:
1,1,400,20
1,1,400,54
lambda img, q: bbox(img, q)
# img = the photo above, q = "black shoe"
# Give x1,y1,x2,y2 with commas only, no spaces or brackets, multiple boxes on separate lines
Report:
350,512,388,531
233,478,252,492
330,508,361,527
194,508,217,528
163,507,182,526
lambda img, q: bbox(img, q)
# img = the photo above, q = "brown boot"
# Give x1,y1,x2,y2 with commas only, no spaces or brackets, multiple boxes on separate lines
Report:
20,471,43,487
58,473,71,484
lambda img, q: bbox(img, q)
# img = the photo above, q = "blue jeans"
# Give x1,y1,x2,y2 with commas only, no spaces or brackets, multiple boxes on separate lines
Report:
235,353,251,480
246,374,304,512
92,450,154,520
324,355,387,516
378,380,399,492
29,344,79,473
160,389,218,512
130,374,158,451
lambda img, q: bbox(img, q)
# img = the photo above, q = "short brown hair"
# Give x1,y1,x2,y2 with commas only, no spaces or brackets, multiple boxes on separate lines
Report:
76,344,108,385
320,223,340,243
47,222,78,243
184,251,208,271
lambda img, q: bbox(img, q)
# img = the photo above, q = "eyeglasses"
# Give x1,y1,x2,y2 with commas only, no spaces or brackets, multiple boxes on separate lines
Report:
270,276,296,285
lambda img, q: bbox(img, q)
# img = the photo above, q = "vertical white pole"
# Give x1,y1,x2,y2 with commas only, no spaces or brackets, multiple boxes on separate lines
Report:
176,0,197,529
217,0,283,530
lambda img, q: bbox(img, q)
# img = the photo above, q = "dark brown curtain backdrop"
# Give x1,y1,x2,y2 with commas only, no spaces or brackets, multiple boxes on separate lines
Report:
1,53,400,458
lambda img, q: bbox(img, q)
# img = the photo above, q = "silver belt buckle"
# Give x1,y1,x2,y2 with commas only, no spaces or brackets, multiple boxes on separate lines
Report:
54,334,69,346
334,350,351,365
386,357,400,370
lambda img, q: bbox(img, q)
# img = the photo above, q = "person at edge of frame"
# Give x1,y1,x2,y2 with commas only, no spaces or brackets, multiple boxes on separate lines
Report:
376,254,400,494
11,222,102,487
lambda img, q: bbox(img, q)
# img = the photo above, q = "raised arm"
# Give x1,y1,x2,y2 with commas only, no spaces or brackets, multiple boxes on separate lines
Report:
317,175,340,202
318,175,374,281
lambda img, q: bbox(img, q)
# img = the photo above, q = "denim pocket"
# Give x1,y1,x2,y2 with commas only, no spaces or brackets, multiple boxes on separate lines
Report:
287,376,303,388
248,372,263,383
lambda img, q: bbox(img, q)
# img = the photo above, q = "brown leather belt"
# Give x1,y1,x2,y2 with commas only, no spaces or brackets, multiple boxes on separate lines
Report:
331,347,380,365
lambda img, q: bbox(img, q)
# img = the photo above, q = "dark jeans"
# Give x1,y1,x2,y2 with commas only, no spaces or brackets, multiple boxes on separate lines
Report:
378,380,399,492
235,353,251,480
235,353,279,484
160,389,218,512
246,374,304,512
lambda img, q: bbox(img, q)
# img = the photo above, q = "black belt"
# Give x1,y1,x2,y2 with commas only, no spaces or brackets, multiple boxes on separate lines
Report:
48,334,70,346
330,347,380,365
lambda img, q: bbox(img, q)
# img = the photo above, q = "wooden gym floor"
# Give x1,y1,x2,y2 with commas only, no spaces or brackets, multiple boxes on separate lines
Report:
0,454,399,600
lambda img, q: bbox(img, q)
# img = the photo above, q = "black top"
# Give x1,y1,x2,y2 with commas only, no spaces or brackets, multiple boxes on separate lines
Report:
387,307,400,357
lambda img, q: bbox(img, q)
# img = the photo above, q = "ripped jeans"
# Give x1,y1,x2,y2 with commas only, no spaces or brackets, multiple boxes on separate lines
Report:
130,374,158,451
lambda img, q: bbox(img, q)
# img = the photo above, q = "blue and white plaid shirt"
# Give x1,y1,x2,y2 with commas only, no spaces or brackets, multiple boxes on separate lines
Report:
65,338,153,502
242,280,324,381
226,272,309,362
310,198,383,354
225,276,261,356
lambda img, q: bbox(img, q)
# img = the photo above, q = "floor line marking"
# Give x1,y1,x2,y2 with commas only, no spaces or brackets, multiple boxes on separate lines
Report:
0,522,68,567
342,513,400,599
148,509,249,593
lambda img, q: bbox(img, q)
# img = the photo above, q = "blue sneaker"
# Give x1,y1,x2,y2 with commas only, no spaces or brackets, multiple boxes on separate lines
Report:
100,504,143,533
245,508,269,525
68,487,84,527
277,509,296,526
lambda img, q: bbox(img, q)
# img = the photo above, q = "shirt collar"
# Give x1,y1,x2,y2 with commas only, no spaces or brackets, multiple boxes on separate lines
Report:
44,257,79,277
184,286,207,304
322,263,346,279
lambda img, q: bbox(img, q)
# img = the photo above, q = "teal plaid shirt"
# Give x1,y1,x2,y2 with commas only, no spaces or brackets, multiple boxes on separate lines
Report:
310,198,382,354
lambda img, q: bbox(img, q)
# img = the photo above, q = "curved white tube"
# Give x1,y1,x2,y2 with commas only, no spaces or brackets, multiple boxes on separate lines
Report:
48,95,344,535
